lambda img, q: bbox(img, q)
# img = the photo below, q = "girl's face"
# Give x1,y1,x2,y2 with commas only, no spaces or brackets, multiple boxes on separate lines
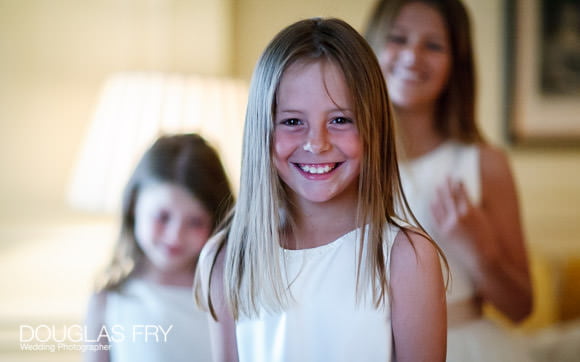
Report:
134,182,212,277
273,60,362,208
377,2,451,111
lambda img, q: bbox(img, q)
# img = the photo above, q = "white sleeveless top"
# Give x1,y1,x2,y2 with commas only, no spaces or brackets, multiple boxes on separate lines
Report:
399,141,481,303
105,279,212,362
235,225,397,362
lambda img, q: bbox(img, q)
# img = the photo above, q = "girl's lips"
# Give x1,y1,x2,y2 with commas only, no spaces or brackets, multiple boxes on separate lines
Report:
164,245,184,256
389,66,426,84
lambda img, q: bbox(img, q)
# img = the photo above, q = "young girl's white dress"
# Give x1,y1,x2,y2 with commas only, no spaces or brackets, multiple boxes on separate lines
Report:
235,226,397,362
105,279,212,362
399,140,531,362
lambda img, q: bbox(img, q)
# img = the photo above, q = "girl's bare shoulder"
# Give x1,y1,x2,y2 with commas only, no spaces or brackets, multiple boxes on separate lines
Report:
198,230,228,273
391,228,440,268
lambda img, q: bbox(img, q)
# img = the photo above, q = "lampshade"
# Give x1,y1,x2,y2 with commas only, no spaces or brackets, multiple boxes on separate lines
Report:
67,72,248,212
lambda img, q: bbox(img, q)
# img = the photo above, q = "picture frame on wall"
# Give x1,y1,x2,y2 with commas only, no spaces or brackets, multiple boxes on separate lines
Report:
505,0,580,146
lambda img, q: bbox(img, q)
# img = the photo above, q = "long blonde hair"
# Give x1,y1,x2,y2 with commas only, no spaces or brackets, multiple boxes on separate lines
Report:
197,18,444,320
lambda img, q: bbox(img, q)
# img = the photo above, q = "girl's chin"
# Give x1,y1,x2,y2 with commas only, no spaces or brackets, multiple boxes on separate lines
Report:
147,259,194,275
391,97,432,111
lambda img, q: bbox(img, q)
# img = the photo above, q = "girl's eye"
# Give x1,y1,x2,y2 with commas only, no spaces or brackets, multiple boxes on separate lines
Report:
386,34,406,45
426,41,445,52
156,211,170,224
188,217,207,229
331,116,353,125
281,118,303,126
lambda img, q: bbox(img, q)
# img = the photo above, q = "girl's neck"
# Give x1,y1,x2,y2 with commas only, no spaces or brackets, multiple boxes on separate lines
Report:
395,106,445,160
284,192,358,250
134,261,195,287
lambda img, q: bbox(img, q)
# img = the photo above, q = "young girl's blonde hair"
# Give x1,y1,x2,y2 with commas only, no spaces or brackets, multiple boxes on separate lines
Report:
197,18,444,320
96,133,234,291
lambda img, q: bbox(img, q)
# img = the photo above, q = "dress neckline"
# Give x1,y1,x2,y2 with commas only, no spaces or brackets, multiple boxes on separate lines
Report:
401,140,454,166
125,277,193,293
280,227,361,258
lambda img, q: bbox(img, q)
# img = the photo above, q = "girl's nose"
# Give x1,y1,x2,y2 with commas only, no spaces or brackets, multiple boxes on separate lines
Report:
166,221,186,245
303,127,330,154
400,45,420,65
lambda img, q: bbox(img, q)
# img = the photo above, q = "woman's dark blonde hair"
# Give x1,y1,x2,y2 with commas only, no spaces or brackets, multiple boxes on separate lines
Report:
365,0,484,143
97,133,234,291
196,17,445,320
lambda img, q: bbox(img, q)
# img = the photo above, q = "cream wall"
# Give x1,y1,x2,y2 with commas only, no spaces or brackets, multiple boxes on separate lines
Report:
233,0,376,78
0,0,233,221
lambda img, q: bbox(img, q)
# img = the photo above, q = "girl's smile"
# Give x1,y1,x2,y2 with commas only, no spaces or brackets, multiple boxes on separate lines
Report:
294,162,341,177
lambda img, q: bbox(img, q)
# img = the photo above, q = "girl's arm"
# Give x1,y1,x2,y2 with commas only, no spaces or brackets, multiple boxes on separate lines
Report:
207,246,239,362
196,235,239,362
390,230,447,362
83,292,110,362
431,145,532,322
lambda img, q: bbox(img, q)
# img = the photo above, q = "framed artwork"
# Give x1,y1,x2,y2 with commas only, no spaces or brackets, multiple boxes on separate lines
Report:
505,0,580,145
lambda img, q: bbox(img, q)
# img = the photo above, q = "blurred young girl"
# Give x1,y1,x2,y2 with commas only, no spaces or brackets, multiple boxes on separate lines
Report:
365,1,533,360
84,133,234,362
195,18,447,362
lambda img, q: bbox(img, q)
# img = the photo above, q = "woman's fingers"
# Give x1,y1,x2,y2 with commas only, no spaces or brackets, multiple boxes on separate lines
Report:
449,180,469,218
431,178,473,230
430,193,445,225
451,179,470,217
442,178,457,219
431,179,456,229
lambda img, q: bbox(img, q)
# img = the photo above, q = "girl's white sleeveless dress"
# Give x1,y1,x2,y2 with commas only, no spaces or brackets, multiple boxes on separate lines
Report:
235,226,398,362
105,279,212,362
399,140,531,362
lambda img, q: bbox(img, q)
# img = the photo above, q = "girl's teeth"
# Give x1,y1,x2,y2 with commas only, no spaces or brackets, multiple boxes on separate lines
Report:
300,164,334,174
394,68,422,81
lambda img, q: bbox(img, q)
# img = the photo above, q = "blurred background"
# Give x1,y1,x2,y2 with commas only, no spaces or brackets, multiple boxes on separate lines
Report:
0,0,578,360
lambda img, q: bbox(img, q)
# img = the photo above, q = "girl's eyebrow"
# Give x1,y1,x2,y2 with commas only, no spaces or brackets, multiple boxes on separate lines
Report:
425,32,447,41
390,24,405,32
390,25,446,41
329,107,354,115
276,108,303,113
277,107,354,114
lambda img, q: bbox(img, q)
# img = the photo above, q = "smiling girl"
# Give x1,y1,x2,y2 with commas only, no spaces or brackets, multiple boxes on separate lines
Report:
195,18,447,362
